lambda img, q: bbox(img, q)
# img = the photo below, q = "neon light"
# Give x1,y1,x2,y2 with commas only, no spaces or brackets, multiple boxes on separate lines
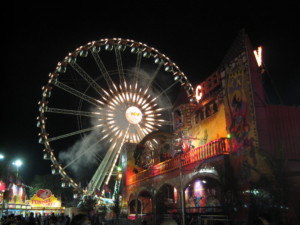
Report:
194,180,202,196
195,85,203,102
254,46,262,67
198,167,218,175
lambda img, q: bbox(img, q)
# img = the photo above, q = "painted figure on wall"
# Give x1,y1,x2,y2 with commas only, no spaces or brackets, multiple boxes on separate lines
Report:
226,57,253,153
200,129,208,145
229,90,250,144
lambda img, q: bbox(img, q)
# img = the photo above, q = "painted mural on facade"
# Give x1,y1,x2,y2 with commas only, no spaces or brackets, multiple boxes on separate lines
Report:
184,178,221,213
223,49,275,191
189,104,227,149
224,52,256,152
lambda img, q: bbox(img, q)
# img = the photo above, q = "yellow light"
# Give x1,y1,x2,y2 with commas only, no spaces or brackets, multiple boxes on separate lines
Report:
118,94,124,103
146,118,155,121
142,103,150,109
102,89,110,96
112,98,119,105
145,110,154,115
113,83,118,91
145,123,154,129
137,98,143,105
135,94,140,102
97,100,105,105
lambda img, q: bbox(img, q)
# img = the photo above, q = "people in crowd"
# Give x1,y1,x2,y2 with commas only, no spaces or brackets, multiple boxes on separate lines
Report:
1,213,73,225
70,214,90,225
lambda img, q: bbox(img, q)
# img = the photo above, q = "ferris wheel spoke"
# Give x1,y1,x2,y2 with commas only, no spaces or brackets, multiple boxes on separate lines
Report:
62,136,103,170
158,120,173,126
104,124,131,186
90,50,114,90
89,124,131,193
88,142,117,193
134,124,146,140
91,151,104,163
69,61,103,95
51,80,101,107
154,80,180,99
48,126,100,142
46,107,100,118
114,47,125,84
146,63,163,89
133,51,142,83
154,106,173,112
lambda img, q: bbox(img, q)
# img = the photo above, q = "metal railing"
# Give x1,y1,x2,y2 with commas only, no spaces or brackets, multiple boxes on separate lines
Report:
128,138,231,185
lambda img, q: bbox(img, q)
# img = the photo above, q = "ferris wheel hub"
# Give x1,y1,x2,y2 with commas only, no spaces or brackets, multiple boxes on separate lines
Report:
125,106,142,124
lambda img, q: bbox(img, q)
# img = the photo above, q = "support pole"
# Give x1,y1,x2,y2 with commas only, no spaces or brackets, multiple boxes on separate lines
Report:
179,154,185,225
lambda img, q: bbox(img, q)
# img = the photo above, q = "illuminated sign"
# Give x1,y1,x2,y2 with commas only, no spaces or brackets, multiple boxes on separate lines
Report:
29,189,61,208
195,85,203,102
194,72,221,103
254,46,262,67
126,106,142,124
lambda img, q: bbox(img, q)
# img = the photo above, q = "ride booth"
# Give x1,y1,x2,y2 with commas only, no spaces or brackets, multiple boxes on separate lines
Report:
28,189,65,216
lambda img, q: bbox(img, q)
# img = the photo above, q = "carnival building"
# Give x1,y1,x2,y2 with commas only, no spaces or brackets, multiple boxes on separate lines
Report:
120,31,300,225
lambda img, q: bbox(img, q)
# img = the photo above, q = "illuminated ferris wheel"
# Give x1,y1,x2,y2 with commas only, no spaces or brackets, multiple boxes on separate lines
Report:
37,38,195,197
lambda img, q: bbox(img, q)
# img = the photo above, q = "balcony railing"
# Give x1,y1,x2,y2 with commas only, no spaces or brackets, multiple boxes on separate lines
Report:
128,138,231,185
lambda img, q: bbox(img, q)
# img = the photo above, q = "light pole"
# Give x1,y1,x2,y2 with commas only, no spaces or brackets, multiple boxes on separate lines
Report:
179,152,185,225
0,154,5,179
12,159,23,179
0,154,5,217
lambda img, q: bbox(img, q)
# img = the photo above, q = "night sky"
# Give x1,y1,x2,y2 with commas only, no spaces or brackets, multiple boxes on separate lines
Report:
1,3,300,184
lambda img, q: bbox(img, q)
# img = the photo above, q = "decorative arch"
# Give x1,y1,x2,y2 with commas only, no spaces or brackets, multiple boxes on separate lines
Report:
184,176,222,213
137,190,153,214
128,198,142,215
156,183,179,215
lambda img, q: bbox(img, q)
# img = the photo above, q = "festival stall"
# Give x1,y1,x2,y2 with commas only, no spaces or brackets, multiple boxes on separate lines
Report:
28,189,65,216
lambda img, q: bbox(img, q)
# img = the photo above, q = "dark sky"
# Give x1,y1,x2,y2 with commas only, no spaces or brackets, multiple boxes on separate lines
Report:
1,3,300,184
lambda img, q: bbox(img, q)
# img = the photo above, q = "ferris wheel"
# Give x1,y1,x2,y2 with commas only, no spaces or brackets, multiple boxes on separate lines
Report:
37,38,195,197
